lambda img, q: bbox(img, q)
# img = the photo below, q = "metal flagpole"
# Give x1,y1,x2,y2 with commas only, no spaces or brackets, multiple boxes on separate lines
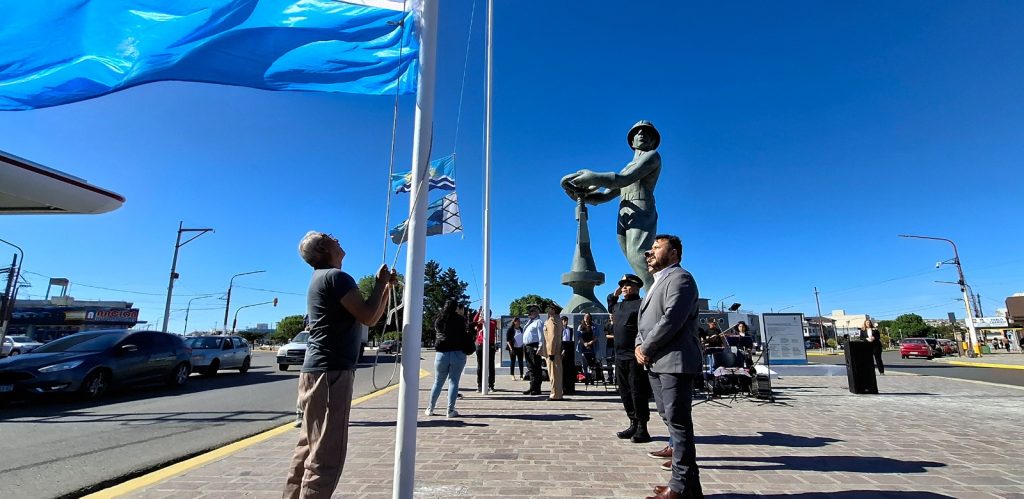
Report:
481,0,493,396
393,0,438,497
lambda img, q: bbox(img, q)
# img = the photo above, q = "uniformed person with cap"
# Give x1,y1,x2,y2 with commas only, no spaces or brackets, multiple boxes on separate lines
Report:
607,273,652,443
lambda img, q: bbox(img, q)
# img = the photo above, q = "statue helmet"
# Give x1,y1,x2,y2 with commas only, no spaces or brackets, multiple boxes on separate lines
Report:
627,120,660,150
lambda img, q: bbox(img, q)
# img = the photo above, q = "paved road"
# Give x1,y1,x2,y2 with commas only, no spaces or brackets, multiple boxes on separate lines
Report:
813,350,1024,388
0,350,402,499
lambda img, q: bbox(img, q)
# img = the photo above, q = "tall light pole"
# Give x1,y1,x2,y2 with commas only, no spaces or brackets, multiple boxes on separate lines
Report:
898,234,980,356
223,270,265,334
232,298,277,333
814,286,827,351
0,237,24,346
716,294,735,312
162,222,213,333
183,294,216,335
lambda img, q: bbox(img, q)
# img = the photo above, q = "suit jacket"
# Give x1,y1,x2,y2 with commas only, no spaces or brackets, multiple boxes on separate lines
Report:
541,316,562,359
635,264,702,374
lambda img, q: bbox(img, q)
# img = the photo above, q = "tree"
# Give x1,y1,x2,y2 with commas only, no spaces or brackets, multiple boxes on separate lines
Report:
422,260,470,346
272,314,306,344
358,272,406,344
508,294,558,317
890,313,933,339
236,330,267,345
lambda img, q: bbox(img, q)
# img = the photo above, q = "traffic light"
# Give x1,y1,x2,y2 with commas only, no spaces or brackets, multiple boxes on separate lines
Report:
273,297,278,307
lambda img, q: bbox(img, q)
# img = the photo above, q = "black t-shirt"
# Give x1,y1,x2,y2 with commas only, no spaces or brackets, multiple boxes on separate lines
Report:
303,268,360,372
608,293,642,360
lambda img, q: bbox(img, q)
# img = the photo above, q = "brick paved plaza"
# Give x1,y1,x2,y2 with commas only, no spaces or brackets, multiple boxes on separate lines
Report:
122,370,1024,498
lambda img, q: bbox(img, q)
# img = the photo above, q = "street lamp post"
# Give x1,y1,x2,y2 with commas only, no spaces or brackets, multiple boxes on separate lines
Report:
231,298,278,333
0,237,24,346
898,234,981,356
183,294,216,335
222,270,265,334
162,222,214,334
716,294,735,312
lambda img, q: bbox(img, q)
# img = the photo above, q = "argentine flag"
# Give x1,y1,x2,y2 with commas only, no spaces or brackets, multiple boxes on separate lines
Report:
390,154,456,194
0,0,419,110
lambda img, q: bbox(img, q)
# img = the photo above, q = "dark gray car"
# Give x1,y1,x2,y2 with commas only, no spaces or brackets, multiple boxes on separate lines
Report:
0,329,192,403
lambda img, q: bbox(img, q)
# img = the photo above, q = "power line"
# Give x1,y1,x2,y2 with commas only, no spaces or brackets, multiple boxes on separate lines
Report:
21,269,220,298
234,285,304,297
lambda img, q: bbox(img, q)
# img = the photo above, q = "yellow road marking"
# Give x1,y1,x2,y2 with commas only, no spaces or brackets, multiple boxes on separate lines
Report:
84,368,430,499
945,360,1024,370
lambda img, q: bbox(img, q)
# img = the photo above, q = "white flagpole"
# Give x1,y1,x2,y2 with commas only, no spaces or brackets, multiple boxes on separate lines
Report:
393,0,438,497
481,0,494,395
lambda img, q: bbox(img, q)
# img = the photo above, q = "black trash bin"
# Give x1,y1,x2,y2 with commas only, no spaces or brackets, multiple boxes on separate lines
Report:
844,340,878,394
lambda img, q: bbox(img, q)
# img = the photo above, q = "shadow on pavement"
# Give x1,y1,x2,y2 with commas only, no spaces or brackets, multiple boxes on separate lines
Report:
466,413,593,422
349,420,489,428
710,492,954,499
702,455,945,473
696,432,840,447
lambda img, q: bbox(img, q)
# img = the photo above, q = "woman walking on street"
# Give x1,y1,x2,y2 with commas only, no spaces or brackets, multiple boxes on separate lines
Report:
507,317,525,380
426,299,471,418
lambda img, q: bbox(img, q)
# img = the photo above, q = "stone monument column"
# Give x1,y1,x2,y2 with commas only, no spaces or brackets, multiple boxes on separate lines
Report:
561,197,608,314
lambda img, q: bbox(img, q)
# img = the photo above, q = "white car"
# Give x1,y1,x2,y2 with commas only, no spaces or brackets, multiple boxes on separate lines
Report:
186,335,251,375
2,335,44,357
276,332,309,371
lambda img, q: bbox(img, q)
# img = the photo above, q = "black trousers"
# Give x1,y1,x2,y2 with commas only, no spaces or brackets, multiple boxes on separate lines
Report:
561,341,576,394
525,343,542,393
872,346,885,374
649,371,702,496
509,346,525,376
476,344,495,389
615,358,650,422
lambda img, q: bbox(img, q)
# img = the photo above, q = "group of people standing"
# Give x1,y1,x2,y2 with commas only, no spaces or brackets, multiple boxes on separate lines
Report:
504,308,606,397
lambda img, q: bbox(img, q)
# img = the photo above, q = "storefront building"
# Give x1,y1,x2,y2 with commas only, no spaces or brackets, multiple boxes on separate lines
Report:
6,297,142,342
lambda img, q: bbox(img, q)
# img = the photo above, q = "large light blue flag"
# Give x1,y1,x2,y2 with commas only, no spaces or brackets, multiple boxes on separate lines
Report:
390,154,456,194
0,0,419,110
390,192,462,244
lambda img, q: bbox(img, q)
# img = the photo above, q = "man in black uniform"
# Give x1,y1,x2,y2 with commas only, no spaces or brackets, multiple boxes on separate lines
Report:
607,273,652,443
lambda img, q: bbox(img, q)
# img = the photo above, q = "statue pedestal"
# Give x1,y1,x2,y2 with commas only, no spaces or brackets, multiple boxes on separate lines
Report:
561,270,606,314
562,199,607,314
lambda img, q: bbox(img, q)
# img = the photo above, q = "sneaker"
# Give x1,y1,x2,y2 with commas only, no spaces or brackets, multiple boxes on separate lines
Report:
424,407,435,417
661,460,672,471
648,446,673,459
446,410,460,419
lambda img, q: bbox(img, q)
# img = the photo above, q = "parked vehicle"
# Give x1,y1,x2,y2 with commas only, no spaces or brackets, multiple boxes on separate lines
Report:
900,338,937,359
186,335,251,375
276,331,309,371
379,339,399,354
937,339,955,355
0,329,192,403
2,336,44,357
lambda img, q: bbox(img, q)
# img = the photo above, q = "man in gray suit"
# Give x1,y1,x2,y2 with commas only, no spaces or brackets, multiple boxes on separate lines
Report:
635,234,703,499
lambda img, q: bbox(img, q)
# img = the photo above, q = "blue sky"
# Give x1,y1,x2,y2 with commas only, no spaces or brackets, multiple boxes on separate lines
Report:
2,1,1023,332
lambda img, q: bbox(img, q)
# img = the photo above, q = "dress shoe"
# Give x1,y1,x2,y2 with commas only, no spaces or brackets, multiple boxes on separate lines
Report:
645,485,682,499
522,389,534,395
661,460,672,471
648,445,672,459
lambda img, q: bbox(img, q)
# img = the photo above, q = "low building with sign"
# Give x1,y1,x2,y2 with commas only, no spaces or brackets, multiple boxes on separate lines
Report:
5,297,142,342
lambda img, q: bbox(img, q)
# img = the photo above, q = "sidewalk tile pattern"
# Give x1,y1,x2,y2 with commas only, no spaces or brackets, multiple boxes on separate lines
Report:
124,371,1024,498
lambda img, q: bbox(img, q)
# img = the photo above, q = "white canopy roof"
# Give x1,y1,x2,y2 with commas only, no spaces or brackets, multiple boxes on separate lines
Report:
0,150,124,214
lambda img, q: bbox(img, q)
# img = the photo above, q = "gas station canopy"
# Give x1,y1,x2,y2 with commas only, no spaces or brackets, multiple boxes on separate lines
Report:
0,150,124,214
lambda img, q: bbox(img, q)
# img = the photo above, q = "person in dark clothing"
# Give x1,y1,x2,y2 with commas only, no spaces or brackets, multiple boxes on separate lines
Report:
607,273,652,444
426,300,471,417
578,313,604,383
862,319,884,375
561,316,577,395
506,317,526,379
